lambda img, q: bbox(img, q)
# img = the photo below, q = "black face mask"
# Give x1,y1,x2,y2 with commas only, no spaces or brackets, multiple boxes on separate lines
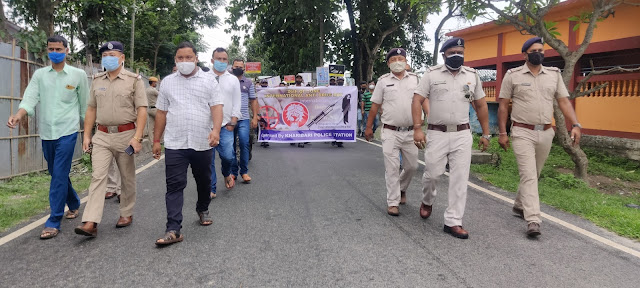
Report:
295,80,302,84
527,52,544,65
444,54,464,70
232,68,244,76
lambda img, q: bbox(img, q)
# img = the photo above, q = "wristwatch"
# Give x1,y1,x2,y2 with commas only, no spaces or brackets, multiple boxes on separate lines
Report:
482,135,492,140
227,122,237,127
572,123,582,129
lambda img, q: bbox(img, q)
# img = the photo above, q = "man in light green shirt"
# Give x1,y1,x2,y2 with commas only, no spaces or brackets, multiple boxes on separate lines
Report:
6,35,89,240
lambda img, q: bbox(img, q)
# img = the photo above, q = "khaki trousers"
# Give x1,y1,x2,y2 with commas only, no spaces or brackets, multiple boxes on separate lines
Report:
106,157,121,195
511,126,555,224
381,128,418,206
421,130,472,227
81,129,136,223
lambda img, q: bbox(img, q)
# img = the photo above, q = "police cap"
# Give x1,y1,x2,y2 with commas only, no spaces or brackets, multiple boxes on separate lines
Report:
386,48,407,62
99,41,124,55
522,37,543,52
439,37,464,53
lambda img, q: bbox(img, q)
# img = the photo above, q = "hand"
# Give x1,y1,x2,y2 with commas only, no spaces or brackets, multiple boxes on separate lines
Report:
83,136,92,153
152,142,162,159
413,129,426,149
251,117,259,129
498,134,510,152
570,127,581,146
364,127,374,141
129,138,142,154
6,115,20,129
478,137,490,152
225,124,235,131
208,130,220,147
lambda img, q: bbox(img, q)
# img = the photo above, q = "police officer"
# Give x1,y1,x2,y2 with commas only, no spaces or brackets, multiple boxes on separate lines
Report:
412,37,490,239
75,41,148,237
498,37,581,237
365,48,420,217
147,76,160,144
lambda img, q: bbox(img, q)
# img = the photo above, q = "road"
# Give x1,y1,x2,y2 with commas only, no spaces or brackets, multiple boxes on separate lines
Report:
1,139,639,287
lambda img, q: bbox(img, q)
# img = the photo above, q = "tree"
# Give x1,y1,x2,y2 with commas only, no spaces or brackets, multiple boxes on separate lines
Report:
430,0,483,65
7,0,59,35
474,0,631,179
1,1,12,41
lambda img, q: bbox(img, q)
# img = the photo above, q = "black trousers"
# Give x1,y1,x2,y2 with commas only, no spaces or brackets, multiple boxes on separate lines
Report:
165,148,213,233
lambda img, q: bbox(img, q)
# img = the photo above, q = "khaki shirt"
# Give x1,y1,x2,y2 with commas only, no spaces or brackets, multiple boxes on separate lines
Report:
414,65,485,125
146,86,158,107
499,64,569,125
88,69,148,126
371,71,420,127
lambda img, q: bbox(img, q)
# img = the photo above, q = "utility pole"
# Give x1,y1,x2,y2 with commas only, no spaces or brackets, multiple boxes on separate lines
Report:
130,0,136,67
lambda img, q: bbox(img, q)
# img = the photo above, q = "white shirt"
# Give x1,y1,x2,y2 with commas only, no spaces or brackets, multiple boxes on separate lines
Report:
211,70,242,126
156,68,223,151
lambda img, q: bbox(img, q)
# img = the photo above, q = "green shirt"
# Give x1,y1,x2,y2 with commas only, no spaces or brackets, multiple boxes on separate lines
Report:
19,64,89,140
362,91,373,112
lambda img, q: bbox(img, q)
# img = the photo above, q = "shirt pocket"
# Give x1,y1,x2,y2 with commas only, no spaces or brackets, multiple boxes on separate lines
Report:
116,89,135,110
95,90,108,108
60,85,78,104
431,83,448,101
514,83,534,100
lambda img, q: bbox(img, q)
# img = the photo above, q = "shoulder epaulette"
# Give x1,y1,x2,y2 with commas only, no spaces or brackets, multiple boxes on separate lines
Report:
507,66,525,74
93,71,107,79
378,73,391,80
426,64,443,72
462,66,476,73
546,66,560,72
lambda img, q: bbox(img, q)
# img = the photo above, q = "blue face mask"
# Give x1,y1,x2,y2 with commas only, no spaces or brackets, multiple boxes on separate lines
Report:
48,52,66,64
101,56,121,72
213,60,228,72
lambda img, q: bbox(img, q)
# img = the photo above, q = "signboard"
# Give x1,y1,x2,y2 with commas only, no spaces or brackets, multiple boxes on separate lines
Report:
267,76,281,87
316,67,329,86
284,75,295,84
256,86,358,143
329,64,345,77
245,62,261,74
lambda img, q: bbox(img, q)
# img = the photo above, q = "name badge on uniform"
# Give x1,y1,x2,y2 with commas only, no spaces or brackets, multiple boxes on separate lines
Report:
520,83,532,86
386,84,395,87
97,87,107,91
65,85,75,90
433,80,446,85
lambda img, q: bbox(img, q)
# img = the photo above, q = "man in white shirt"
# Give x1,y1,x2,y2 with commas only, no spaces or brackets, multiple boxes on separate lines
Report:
152,42,223,246
210,47,242,196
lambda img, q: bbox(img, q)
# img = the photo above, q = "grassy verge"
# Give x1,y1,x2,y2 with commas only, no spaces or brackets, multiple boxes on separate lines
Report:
470,135,640,240
0,164,92,232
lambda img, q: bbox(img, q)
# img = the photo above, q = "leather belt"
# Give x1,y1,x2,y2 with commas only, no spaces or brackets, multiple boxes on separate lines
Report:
427,123,470,132
383,124,413,132
512,121,552,131
97,122,136,133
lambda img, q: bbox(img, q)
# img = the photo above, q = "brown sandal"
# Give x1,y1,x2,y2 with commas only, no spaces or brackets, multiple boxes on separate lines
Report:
198,211,213,226
64,209,79,219
40,227,59,239
155,231,184,246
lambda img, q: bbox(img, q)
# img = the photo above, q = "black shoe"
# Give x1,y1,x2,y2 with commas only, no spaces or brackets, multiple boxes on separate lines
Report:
336,142,343,147
298,143,305,148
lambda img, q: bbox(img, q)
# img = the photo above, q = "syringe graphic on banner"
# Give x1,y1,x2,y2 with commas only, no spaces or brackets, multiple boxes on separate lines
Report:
306,94,351,128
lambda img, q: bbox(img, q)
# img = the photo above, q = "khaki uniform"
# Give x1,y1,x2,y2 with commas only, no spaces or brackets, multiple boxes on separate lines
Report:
414,64,485,227
106,157,121,195
82,69,147,224
146,86,161,142
371,71,420,207
499,64,569,224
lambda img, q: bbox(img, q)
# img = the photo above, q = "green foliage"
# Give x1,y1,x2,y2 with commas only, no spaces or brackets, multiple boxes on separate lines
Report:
14,28,48,62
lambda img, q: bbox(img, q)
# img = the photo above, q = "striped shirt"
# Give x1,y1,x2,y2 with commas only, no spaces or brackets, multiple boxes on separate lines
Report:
156,68,223,151
239,76,257,120
362,91,373,112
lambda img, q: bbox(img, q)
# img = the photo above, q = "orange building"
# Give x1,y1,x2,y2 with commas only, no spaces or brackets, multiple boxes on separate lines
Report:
447,0,640,139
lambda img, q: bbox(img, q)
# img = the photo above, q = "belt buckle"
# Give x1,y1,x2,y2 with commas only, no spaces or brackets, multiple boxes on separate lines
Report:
107,126,119,133
533,124,545,131
399,126,410,132
446,125,457,132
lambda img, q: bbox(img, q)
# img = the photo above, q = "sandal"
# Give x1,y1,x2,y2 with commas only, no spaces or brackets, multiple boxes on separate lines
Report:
225,176,235,189
241,174,251,183
40,227,59,239
198,211,213,226
64,209,79,219
155,231,184,246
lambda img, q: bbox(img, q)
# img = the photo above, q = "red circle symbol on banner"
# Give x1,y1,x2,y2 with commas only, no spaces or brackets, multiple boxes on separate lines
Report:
259,105,279,129
283,102,309,128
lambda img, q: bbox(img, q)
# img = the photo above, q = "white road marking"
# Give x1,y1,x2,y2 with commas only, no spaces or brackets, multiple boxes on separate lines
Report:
356,138,640,259
0,155,164,246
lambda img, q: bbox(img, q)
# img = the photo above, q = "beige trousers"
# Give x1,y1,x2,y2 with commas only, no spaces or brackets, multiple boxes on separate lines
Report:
147,108,163,143
511,126,555,224
106,157,121,195
381,128,418,206
421,130,472,227
81,129,137,223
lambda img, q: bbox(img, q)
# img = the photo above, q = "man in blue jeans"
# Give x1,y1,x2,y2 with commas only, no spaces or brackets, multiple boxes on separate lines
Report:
231,59,259,184
210,48,241,198
6,35,89,239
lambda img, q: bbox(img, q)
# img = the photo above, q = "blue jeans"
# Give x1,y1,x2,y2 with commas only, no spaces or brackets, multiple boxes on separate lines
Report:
363,112,379,132
41,132,81,230
232,119,250,177
211,127,236,194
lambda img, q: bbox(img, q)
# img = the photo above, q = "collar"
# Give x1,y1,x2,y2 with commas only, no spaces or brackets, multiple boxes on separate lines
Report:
213,70,231,78
179,67,205,79
48,63,70,74
440,65,465,74
239,75,249,83
391,71,407,80
521,64,548,75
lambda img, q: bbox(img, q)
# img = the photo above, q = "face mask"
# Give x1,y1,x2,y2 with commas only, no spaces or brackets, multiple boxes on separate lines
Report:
101,56,121,72
389,61,406,73
214,60,228,72
527,52,544,65
48,52,66,64
296,80,302,84
176,61,196,75
445,54,464,70
368,84,375,90
232,68,244,76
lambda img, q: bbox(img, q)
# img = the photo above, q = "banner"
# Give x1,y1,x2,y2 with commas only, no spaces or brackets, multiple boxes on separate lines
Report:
284,75,295,84
316,67,329,86
245,62,261,73
329,64,345,77
256,86,358,143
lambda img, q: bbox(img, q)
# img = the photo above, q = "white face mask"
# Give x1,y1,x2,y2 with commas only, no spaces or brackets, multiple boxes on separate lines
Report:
176,61,196,75
368,84,375,90
389,61,406,73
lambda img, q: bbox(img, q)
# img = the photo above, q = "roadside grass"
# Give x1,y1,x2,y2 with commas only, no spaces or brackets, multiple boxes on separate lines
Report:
0,164,92,232
470,135,640,240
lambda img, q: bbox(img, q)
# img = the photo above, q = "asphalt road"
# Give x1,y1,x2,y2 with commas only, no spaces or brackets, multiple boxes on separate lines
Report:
1,139,640,287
